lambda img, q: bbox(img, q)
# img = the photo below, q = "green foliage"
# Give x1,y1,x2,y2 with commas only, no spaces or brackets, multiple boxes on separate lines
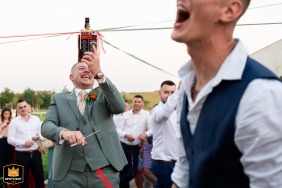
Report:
42,154,48,180
21,88,36,106
0,88,53,110
37,91,53,109
0,176,7,188
0,88,15,108
0,87,159,112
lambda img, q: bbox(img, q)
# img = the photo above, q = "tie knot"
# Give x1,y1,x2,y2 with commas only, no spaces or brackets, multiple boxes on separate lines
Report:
80,90,87,100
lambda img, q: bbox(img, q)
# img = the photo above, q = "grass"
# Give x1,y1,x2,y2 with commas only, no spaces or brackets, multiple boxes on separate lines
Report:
32,113,48,180
42,154,48,180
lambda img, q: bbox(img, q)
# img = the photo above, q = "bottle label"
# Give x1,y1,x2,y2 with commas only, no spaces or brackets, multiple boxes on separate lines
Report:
81,34,93,39
78,32,97,60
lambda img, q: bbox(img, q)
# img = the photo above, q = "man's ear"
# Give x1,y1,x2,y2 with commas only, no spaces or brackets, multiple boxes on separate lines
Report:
69,74,73,81
220,0,244,23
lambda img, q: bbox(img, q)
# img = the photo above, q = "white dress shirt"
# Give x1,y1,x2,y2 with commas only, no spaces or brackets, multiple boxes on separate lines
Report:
171,40,282,187
8,114,44,151
113,114,123,127
116,109,151,146
114,114,124,140
151,90,179,161
75,88,92,102
74,80,101,103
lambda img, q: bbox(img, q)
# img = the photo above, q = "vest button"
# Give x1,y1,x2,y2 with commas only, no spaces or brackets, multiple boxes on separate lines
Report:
188,149,193,155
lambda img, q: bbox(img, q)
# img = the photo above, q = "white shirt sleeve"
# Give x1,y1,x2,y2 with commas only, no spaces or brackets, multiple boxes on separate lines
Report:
171,135,189,188
235,79,282,187
153,90,179,123
7,120,25,147
116,115,126,138
145,112,152,137
171,88,189,187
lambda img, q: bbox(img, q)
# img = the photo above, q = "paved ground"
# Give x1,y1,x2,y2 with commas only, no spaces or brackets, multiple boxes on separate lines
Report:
130,180,137,188
129,178,154,188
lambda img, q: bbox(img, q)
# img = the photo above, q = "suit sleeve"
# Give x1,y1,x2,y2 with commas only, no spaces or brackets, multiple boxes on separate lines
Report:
41,94,65,144
98,77,125,114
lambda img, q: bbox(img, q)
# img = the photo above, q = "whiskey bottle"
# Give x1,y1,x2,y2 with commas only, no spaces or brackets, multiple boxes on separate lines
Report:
78,17,97,60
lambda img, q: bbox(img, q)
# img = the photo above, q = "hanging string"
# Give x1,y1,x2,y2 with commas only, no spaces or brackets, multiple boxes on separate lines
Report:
103,39,177,77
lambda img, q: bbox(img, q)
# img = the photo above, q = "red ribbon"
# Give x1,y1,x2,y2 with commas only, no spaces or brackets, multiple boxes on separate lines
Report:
96,168,113,188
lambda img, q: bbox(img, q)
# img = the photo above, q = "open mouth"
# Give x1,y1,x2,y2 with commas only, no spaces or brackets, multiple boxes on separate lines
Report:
82,75,91,79
176,5,190,23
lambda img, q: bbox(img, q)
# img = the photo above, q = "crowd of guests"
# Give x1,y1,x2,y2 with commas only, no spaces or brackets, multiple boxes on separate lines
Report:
0,107,14,184
2,1,282,187
0,82,177,188
114,80,180,188
0,101,46,188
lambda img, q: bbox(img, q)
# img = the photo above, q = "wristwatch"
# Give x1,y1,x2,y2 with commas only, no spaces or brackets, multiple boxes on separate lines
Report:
94,71,104,79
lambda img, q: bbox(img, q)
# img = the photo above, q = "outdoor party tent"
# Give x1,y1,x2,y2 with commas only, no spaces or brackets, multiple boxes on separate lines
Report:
251,39,282,78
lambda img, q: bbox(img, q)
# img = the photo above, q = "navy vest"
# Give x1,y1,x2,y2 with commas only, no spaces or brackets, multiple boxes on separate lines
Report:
180,57,279,188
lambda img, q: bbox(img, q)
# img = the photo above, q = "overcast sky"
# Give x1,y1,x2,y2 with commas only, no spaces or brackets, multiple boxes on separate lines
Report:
0,0,282,93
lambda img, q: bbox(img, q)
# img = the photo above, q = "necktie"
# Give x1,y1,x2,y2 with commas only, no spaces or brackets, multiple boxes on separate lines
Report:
78,90,86,114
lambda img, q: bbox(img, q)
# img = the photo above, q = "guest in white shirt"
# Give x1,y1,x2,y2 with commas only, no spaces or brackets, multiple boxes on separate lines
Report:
170,0,282,187
116,95,151,188
113,99,131,127
8,99,45,188
151,80,180,188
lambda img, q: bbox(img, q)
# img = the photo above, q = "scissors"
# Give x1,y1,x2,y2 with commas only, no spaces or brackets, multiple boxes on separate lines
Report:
70,129,101,147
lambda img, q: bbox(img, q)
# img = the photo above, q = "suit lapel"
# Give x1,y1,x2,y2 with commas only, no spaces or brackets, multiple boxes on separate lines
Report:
87,103,92,120
66,90,80,120
88,89,101,117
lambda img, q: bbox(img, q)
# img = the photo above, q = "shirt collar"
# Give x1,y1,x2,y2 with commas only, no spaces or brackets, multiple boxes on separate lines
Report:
74,80,99,97
178,39,248,93
129,109,144,115
17,114,31,120
75,88,92,97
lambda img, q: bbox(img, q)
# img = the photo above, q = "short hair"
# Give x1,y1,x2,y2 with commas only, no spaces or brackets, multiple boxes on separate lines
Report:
134,95,143,101
160,80,176,88
70,62,80,74
16,99,27,105
241,0,251,14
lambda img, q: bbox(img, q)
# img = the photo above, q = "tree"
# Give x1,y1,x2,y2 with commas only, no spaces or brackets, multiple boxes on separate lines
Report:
37,90,53,109
21,88,36,106
0,88,15,108
34,95,44,109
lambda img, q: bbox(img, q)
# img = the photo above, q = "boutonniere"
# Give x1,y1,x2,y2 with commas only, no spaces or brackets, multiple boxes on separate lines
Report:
85,87,101,104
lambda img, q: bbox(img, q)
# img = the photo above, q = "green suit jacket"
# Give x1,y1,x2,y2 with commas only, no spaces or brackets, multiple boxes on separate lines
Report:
41,78,127,181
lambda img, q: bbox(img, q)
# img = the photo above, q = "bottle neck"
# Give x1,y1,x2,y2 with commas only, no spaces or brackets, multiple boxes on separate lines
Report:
84,22,91,32
84,27,91,33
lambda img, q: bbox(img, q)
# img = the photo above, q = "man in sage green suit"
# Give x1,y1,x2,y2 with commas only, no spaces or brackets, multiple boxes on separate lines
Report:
41,47,127,188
